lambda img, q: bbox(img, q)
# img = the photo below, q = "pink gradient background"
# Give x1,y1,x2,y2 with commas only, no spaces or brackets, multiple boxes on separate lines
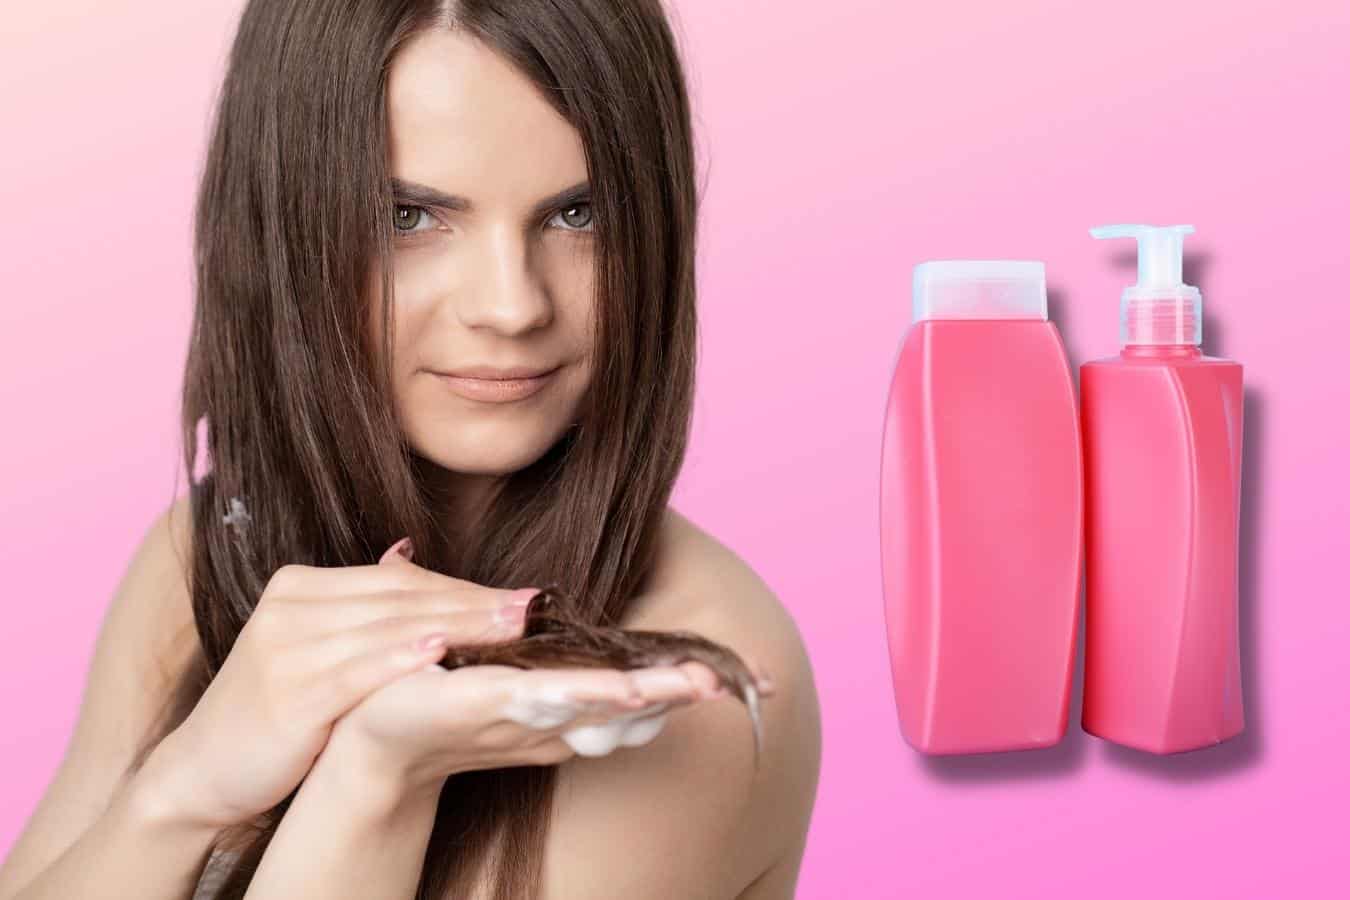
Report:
2,1,1347,897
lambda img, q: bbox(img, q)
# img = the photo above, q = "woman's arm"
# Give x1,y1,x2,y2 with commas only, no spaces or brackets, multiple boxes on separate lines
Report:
4,740,221,900
240,729,443,900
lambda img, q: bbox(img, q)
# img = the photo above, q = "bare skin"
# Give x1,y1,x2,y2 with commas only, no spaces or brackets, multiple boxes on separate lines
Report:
0,24,820,900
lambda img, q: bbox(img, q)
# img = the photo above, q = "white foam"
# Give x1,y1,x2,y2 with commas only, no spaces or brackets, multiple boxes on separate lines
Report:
561,704,671,757
500,682,673,757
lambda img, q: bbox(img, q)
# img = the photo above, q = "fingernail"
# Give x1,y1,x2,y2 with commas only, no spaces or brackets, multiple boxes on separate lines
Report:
494,601,529,628
508,587,539,608
381,537,414,564
416,633,448,652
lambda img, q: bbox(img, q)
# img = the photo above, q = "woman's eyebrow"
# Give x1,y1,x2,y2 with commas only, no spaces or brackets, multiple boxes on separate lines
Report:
390,177,591,216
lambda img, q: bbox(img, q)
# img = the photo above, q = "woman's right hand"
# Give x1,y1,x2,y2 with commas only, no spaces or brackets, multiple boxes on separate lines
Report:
137,538,536,832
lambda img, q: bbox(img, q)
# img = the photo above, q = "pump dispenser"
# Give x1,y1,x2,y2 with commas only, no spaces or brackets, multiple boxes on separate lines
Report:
1079,223,1245,754
1090,223,1201,345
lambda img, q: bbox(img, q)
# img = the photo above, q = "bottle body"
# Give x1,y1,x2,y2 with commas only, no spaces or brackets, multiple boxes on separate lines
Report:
880,319,1083,754
1080,346,1244,753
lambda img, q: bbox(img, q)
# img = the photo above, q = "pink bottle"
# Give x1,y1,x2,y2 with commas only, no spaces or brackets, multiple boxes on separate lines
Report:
1080,224,1244,754
880,261,1083,755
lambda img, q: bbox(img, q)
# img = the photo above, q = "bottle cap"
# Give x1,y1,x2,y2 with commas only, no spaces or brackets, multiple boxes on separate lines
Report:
911,260,1047,322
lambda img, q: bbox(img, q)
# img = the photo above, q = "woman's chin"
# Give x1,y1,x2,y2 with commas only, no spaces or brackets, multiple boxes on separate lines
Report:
410,425,570,477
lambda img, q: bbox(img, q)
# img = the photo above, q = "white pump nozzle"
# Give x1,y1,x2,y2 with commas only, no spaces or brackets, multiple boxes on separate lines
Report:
1090,223,1202,346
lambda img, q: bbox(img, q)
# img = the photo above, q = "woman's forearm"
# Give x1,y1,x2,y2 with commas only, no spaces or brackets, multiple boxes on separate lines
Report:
241,738,443,900
7,747,221,900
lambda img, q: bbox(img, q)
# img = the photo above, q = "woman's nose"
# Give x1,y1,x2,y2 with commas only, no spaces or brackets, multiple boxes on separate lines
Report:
455,226,553,336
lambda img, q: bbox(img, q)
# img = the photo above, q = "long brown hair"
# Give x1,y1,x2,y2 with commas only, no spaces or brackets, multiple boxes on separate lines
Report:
133,1,762,897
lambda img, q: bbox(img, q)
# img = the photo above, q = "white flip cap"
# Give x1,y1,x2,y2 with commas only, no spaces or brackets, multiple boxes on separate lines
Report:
911,260,1048,323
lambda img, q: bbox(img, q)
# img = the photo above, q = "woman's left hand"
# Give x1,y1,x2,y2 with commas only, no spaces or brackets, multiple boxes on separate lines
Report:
321,649,732,802
313,546,774,808
317,547,771,805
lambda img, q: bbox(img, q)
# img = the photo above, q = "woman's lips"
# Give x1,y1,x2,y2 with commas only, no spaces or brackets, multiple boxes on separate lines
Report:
432,367,558,403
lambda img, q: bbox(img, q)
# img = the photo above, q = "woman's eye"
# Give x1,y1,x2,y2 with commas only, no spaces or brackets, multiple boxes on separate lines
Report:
549,202,594,233
393,204,438,237
392,202,593,238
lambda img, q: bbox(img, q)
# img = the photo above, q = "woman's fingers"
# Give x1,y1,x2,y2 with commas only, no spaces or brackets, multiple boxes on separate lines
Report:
483,664,707,739
294,591,531,639
507,668,706,760
627,664,706,704
668,661,723,699
291,609,524,724
296,634,450,725
266,559,453,597
266,551,539,620
299,611,525,672
378,537,415,565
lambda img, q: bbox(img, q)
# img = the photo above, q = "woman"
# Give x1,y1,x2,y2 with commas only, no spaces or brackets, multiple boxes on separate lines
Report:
0,1,820,898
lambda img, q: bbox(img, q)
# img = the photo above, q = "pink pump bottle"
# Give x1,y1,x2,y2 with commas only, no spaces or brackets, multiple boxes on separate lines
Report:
1080,224,1244,754
880,261,1083,755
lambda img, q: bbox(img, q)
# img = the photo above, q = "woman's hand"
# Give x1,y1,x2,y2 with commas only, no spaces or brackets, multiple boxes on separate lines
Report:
317,551,776,803
142,538,536,832
324,656,736,801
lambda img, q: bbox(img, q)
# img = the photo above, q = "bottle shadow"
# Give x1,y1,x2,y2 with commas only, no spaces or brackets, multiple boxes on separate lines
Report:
1047,285,1079,380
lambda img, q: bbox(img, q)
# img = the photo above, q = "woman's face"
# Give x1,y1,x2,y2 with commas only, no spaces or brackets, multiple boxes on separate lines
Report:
371,28,595,501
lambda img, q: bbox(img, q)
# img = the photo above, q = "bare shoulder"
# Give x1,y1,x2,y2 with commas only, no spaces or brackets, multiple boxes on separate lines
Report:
100,492,198,697
0,493,199,897
69,489,198,752
79,490,200,753
139,492,199,682
541,507,821,900
626,507,818,719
